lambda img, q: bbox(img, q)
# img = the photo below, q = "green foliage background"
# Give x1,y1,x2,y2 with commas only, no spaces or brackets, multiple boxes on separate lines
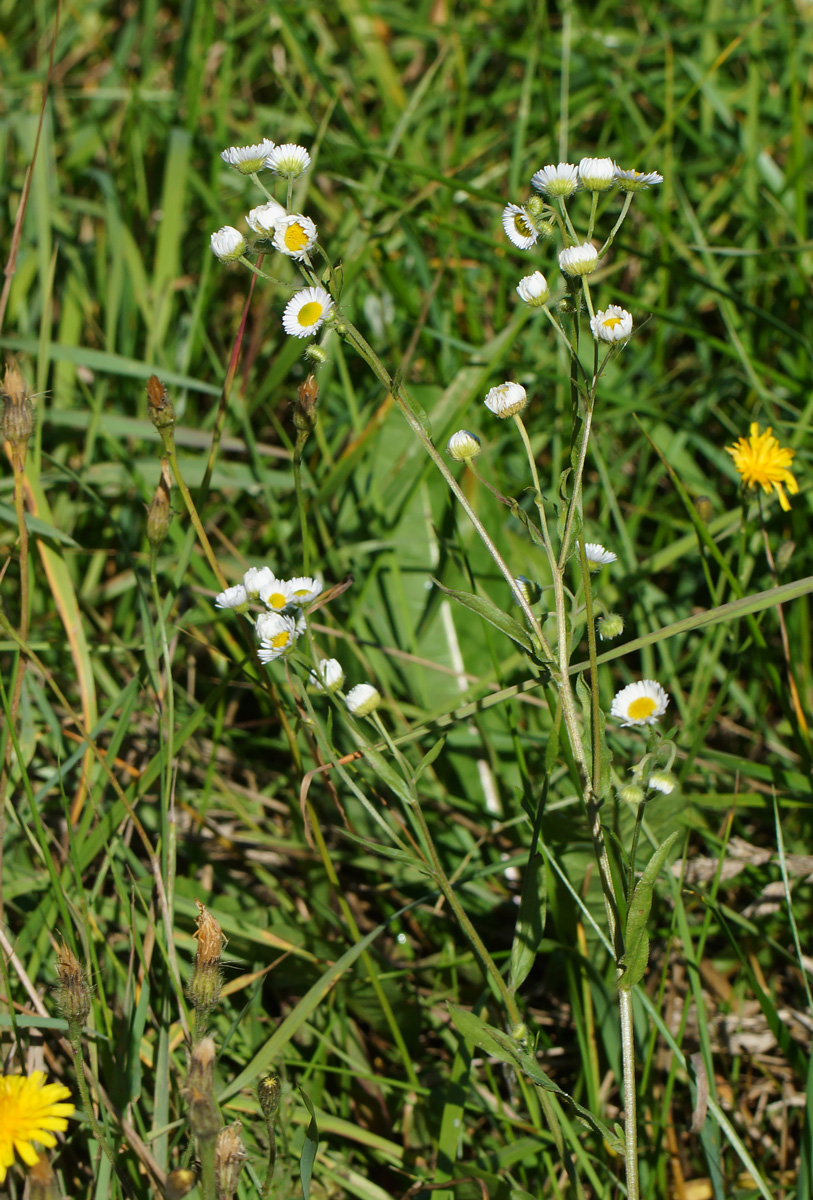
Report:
1,1,812,1198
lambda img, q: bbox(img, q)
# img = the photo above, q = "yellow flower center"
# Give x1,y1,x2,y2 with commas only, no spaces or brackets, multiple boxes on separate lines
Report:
267,592,287,609
270,631,290,649
627,697,657,721
515,215,532,236
297,301,323,327
284,223,310,252
291,589,309,599
602,316,622,329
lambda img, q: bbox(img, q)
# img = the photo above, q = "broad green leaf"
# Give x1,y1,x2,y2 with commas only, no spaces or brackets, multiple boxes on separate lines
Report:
432,579,534,653
619,830,682,990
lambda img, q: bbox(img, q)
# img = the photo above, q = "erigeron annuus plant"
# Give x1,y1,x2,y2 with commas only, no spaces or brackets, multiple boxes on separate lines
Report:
210,141,690,1198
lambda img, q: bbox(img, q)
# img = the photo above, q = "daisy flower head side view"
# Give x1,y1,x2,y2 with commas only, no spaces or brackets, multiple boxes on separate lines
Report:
484,382,528,419
0,1072,75,1184
265,143,311,179
584,542,617,567
578,156,617,191
614,167,663,192
590,305,633,344
210,227,246,263
611,680,670,727
247,200,287,238
726,422,799,512
345,683,381,718
559,242,599,277
530,162,579,197
502,203,538,249
220,139,276,174
516,271,550,307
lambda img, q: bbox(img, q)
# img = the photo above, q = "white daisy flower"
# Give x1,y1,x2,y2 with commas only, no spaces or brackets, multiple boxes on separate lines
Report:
584,542,617,566
243,566,276,599
502,203,538,250
559,242,599,277
516,271,550,306
210,227,246,262
590,305,633,344
345,683,381,717
214,584,249,610
247,200,288,238
265,143,311,178
578,156,617,191
484,381,528,419
259,576,295,611
649,770,677,795
446,430,482,462
611,680,670,727
272,214,318,260
287,576,323,605
220,139,276,174
598,612,624,641
615,167,663,192
282,287,334,339
310,658,345,693
256,611,300,662
530,162,579,197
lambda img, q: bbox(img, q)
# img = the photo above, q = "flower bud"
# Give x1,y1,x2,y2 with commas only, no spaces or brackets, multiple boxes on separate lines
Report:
598,613,624,641
484,382,527,419
146,375,175,433
258,1073,281,1121
446,429,482,462
304,344,328,364
187,901,224,1019
516,272,550,307
146,459,172,549
648,771,677,796
514,575,541,606
1,362,35,451
345,683,381,718
578,157,617,192
559,243,599,277
310,658,345,693
55,940,91,1033
210,226,247,262
618,784,645,805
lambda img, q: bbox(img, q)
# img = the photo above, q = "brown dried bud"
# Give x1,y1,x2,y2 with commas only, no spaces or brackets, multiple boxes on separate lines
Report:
147,458,173,549
293,374,318,436
185,1037,221,1142
147,374,175,432
55,940,91,1031
28,1154,58,1200
258,1073,281,1121
2,362,35,451
187,901,224,1016
165,1169,198,1200
214,1121,248,1200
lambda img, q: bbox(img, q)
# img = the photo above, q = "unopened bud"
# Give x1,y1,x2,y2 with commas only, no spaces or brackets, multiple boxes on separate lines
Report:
514,575,541,606
648,770,677,796
214,1122,248,1200
618,784,645,806
304,344,328,364
2,362,35,451
695,495,713,523
598,613,624,641
510,1022,528,1044
55,940,91,1032
258,1073,281,1121
294,374,319,436
446,429,481,462
146,374,175,433
187,901,224,1018
165,1169,198,1200
146,458,172,549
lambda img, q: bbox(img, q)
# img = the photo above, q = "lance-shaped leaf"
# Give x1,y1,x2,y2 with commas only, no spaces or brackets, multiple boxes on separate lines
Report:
619,830,682,990
432,578,534,654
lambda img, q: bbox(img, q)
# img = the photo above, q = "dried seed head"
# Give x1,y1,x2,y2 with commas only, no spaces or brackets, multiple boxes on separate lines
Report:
165,1169,198,1200
185,1037,221,1142
2,362,36,451
214,1121,249,1200
187,901,224,1017
258,1073,281,1121
146,374,175,432
146,458,173,549
55,940,91,1031
293,374,319,436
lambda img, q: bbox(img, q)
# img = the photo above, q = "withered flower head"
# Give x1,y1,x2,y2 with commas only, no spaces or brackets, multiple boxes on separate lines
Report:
293,374,319,437
187,902,224,1017
214,1122,248,1200
146,458,173,549
146,374,175,432
184,1037,220,1142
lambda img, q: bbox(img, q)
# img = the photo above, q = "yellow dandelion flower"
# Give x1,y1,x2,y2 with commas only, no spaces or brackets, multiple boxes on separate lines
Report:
726,422,799,512
0,1072,74,1183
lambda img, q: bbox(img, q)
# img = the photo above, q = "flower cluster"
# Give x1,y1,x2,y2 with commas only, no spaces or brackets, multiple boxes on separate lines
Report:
215,566,322,663
211,138,335,342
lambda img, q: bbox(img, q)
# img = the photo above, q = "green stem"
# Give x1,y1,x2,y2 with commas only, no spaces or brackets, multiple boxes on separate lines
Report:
163,442,228,590
577,541,603,802
598,192,634,257
198,1135,217,1200
69,1037,123,1181
585,190,599,242
618,989,640,1200
259,1126,277,1200
627,796,647,902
